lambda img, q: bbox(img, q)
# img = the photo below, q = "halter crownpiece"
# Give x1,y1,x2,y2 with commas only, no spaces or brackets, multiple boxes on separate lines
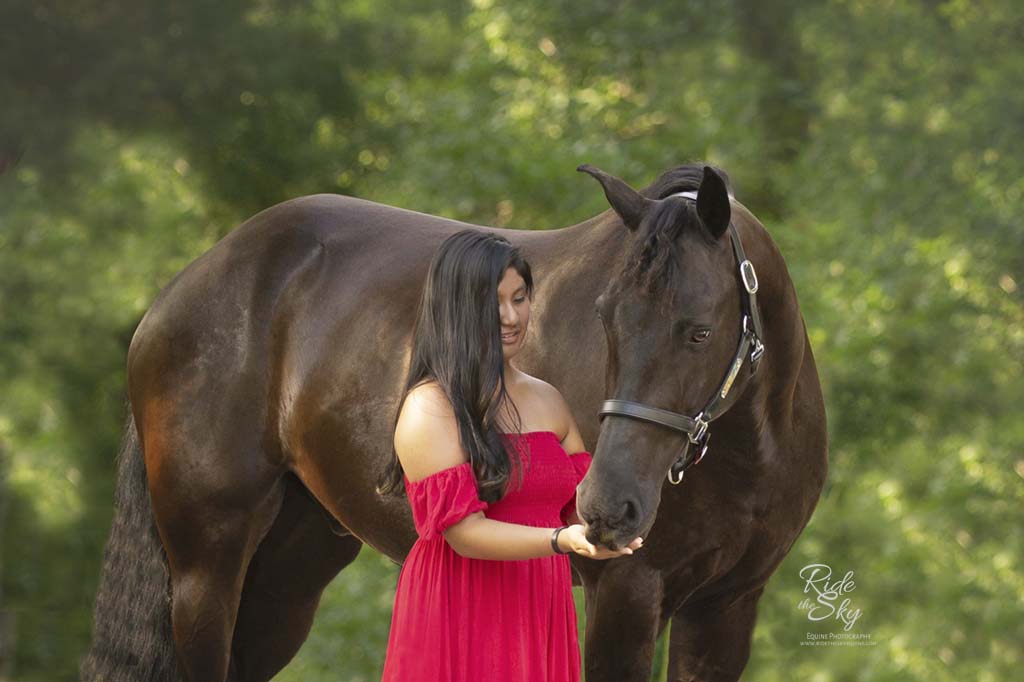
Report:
597,189,766,485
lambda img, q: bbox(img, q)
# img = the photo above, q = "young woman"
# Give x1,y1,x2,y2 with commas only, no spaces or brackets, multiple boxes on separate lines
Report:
376,229,643,681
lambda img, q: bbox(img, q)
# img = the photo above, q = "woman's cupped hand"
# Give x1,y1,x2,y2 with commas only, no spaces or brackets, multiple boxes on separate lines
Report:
560,524,643,559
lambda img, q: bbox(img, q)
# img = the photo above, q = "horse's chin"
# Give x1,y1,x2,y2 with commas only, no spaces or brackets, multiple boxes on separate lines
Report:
583,513,657,552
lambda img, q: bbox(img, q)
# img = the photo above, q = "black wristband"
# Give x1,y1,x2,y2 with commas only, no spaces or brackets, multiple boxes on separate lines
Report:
551,525,570,555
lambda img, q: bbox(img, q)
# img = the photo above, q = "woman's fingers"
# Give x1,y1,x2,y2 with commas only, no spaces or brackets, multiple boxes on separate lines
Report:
576,537,596,556
572,533,645,559
600,538,643,558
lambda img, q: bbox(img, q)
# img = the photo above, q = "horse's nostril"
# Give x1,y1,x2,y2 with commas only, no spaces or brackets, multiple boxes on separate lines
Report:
621,499,639,525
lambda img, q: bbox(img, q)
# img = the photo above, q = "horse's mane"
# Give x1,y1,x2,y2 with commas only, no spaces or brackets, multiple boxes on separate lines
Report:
622,163,733,306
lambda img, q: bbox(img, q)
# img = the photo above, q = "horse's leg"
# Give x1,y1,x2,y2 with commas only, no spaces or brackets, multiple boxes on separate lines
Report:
148,426,286,682
666,586,765,682
229,473,364,681
581,562,664,682
163,480,284,682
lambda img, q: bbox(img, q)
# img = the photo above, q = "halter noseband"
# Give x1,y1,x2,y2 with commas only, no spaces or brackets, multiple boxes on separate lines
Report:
597,190,766,485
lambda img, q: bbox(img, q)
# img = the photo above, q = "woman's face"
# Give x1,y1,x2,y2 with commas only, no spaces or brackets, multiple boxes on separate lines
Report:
496,266,530,361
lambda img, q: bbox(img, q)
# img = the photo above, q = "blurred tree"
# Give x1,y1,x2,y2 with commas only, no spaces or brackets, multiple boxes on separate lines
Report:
0,0,1020,680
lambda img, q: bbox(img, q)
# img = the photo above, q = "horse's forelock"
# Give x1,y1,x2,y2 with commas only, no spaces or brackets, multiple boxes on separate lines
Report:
642,163,732,199
622,165,725,301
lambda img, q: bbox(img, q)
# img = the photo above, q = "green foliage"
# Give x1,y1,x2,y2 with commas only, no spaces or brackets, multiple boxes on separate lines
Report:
276,551,398,682
1,1,1020,680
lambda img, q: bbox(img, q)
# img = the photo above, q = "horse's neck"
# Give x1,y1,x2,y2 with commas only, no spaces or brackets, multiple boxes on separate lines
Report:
713,212,807,450
535,212,624,279
515,215,621,439
737,212,808,413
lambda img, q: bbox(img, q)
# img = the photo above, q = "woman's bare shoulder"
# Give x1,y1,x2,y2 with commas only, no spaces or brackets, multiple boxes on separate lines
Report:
519,373,562,407
516,373,577,442
395,381,469,482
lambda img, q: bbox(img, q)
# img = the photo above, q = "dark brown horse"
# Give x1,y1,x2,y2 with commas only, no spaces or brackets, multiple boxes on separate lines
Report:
82,163,827,682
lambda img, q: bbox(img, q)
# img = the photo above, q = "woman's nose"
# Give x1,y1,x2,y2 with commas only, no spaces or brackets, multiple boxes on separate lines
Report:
500,303,518,325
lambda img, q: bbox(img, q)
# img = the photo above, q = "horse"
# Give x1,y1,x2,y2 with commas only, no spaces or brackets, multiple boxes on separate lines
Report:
81,163,827,682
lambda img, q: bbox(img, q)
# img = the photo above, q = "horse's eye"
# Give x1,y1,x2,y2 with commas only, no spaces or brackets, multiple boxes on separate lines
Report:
691,329,711,343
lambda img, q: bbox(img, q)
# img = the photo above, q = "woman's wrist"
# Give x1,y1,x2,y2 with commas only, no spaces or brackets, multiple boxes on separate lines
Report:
551,525,570,555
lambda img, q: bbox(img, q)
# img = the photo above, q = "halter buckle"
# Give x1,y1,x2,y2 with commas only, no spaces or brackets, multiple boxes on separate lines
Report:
689,413,709,445
750,337,765,368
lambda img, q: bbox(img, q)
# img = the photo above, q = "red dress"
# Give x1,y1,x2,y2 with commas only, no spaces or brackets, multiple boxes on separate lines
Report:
381,431,593,682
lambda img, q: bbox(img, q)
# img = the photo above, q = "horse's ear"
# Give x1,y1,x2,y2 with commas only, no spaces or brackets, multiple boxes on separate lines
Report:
577,164,654,232
696,166,731,239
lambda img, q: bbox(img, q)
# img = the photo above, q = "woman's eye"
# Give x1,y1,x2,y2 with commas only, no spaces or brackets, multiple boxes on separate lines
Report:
514,297,526,304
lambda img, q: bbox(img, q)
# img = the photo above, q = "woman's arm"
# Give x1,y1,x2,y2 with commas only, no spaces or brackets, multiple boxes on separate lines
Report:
396,382,639,561
444,512,637,560
443,512,575,560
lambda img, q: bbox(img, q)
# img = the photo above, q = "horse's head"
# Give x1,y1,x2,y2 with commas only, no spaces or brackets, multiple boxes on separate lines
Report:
575,163,765,550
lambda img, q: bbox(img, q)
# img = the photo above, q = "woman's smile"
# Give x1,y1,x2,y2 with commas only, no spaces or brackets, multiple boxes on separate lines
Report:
501,329,520,344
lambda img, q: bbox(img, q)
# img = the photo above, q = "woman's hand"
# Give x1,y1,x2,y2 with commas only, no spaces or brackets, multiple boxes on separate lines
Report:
557,524,643,559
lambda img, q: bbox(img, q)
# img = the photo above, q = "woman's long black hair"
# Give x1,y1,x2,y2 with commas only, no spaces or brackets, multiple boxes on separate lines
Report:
376,229,535,503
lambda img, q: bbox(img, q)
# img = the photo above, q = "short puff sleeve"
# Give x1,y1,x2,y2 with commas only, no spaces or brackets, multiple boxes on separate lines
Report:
404,462,489,541
559,451,593,525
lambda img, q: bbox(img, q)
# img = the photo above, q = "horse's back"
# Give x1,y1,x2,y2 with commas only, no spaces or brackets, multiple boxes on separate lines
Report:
130,194,462,361
125,193,469,449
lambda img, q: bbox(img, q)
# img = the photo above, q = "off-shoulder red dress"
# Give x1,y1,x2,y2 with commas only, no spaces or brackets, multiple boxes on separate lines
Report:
381,431,593,682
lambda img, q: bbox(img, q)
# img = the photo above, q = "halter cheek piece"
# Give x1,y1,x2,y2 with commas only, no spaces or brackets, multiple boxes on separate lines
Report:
597,191,766,485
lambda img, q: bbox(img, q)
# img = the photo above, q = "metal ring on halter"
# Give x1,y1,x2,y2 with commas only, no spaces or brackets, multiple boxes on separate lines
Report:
668,462,685,485
740,260,759,294
667,430,710,486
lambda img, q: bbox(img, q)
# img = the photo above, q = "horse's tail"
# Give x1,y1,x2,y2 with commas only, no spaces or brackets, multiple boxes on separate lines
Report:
80,408,180,681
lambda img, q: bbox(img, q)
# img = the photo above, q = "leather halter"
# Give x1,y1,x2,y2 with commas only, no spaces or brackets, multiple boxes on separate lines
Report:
597,190,766,485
